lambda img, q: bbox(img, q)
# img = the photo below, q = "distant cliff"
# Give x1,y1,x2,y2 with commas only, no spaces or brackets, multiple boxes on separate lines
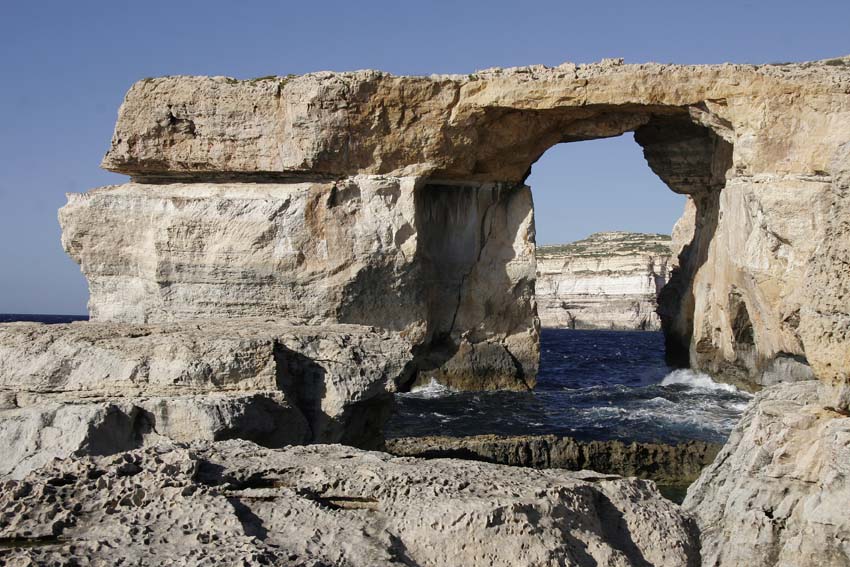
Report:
536,232,673,330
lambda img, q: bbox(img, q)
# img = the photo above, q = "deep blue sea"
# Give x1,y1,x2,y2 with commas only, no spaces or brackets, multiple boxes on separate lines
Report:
387,329,751,444
0,313,88,324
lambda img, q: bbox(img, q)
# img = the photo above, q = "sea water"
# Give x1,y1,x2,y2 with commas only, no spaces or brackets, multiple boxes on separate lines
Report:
1,315,750,445
0,314,88,324
387,329,751,444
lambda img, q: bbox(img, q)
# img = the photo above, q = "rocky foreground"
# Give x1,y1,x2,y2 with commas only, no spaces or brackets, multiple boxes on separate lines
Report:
0,319,413,479
2,381,846,567
0,440,700,566
684,381,850,567
536,232,673,330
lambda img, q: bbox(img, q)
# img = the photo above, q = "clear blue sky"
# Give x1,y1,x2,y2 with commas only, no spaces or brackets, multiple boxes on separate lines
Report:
1,0,848,314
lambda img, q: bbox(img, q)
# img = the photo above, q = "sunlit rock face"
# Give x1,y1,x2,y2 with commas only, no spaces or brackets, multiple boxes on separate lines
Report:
40,57,850,566
62,56,850,400
684,381,850,567
0,319,414,478
61,179,537,392
535,232,673,331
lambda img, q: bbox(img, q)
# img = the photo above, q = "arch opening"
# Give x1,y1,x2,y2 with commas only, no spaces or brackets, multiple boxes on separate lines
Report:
400,110,734,392
386,110,742,476
529,133,685,333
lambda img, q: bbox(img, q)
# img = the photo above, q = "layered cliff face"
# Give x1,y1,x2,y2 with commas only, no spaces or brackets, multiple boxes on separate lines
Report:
61,180,537,392
4,56,849,565
536,232,673,330
59,56,850,401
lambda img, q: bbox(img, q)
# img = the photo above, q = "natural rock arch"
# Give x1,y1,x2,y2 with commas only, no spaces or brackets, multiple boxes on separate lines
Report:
403,111,733,391
63,57,850,405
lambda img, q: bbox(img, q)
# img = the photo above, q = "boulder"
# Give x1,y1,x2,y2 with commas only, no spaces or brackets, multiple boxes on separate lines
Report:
684,381,850,566
0,320,412,478
0,439,700,566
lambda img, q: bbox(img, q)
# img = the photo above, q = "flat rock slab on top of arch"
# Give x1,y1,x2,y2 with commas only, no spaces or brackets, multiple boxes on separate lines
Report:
102,57,850,183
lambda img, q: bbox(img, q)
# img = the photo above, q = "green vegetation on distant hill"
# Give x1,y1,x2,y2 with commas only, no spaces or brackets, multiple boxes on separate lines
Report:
537,231,672,258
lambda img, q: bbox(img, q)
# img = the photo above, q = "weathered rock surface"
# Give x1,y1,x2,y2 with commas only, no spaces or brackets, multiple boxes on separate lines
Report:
798,141,850,408
385,434,720,486
10,57,850,564
684,380,850,566
0,320,412,478
536,232,672,330
0,439,700,566
100,60,850,184
63,56,850,397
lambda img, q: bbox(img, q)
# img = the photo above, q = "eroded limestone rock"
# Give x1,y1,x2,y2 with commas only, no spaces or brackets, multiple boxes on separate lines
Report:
64,56,850,396
99,61,850,184
60,179,538,391
0,394,306,480
0,320,412,478
684,381,850,566
799,142,850,408
0,439,700,566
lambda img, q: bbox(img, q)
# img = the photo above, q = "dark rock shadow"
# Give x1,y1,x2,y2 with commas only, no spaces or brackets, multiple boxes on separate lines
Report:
83,405,154,456
634,115,733,369
273,342,392,449
401,182,535,391
227,497,269,541
273,342,328,442
387,534,422,567
596,488,701,567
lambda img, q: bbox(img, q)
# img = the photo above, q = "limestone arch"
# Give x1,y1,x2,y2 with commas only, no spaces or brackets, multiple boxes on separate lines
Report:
68,60,850,399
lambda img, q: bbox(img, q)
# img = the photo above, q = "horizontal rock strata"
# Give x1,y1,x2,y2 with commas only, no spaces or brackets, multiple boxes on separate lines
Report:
0,320,412,478
684,380,850,566
6,56,850,565
0,439,700,566
60,178,538,392
385,434,720,486
100,61,850,184
536,232,673,330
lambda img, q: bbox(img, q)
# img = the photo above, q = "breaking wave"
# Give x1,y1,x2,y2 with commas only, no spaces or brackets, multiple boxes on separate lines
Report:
404,378,455,399
660,369,746,394
387,329,754,445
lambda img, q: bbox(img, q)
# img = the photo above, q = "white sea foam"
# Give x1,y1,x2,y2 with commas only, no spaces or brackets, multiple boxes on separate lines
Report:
574,398,745,437
660,369,748,395
725,400,752,412
404,378,454,399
